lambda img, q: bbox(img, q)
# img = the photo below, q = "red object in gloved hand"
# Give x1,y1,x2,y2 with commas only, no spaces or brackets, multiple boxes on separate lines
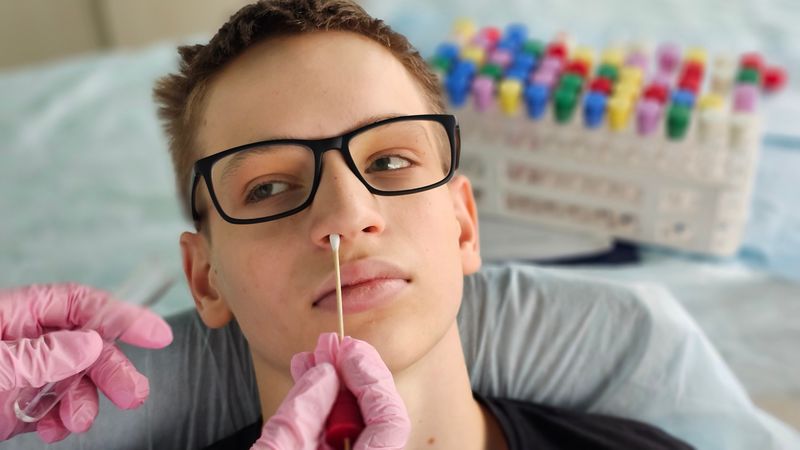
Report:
252,332,409,450
324,387,365,449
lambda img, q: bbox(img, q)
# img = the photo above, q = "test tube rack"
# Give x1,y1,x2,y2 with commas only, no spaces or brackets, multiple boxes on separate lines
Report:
432,21,786,257
455,107,758,256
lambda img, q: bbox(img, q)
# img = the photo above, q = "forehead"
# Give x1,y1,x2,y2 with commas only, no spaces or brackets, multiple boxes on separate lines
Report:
198,31,431,155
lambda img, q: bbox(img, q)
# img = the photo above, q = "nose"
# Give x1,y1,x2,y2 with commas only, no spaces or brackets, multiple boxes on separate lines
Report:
308,150,386,249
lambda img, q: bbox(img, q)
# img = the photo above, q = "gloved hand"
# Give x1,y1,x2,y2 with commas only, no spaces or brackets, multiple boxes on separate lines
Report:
0,283,173,443
253,332,410,450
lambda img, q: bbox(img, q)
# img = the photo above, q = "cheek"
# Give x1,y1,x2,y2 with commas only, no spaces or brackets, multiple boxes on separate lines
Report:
366,196,465,371
213,223,299,292
404,194,461,259
216,236,278,300
213,234,296,338
209,227,325,369
399,194,464,304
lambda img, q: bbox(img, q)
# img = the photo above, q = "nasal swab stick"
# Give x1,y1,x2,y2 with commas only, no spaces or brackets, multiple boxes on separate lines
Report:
330,233,345,341
326,233,361,450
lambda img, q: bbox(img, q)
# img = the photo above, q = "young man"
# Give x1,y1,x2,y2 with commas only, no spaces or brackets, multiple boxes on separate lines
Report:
154,1,692,448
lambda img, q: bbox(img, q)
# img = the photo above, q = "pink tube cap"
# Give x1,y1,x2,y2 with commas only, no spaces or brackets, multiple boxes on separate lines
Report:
637,99,663,135
472,75,495,111
733,84,758,113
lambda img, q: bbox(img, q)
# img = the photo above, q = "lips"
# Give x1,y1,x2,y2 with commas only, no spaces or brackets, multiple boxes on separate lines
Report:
312,259,411,314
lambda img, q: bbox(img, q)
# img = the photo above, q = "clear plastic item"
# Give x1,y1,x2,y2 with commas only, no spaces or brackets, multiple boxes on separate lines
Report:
13,261,176,423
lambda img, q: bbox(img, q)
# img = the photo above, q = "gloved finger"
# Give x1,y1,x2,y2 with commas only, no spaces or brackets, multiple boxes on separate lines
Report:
253,363,340,450
312,332,341,367
290,351,315,382
0,404,35,441
290,332,343,381
2,283,114,337
6,283,172,349
36,408,70,444
115,309,173,350
88,344,149,410
0,329,103,390
59,375,99,433
339,338,410,450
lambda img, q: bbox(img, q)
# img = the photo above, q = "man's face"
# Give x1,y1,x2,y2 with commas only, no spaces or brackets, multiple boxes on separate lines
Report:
183,31,480,373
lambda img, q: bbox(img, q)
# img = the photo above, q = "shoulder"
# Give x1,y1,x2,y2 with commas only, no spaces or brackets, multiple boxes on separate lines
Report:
481,396,694,450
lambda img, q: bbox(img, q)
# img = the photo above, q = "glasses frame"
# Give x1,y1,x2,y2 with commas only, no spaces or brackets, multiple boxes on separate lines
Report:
190,114,461,225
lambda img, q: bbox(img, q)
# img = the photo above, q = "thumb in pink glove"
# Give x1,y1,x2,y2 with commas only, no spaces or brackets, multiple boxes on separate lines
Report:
0,283,173,443
252,332,410,450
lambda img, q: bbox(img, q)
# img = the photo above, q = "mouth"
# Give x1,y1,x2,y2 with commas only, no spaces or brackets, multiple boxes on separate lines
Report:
312,259,411,314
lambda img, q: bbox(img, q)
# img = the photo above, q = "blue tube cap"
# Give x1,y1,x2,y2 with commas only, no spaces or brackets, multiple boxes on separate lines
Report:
671,89,696,108
496,38,518,52
583,92,608,128
445,61,476,107
451,60,477,79
524,83,550,119
446,75,470,107
510,53,537,74
435,42,460,63
505,23,529,45
505,67,528,82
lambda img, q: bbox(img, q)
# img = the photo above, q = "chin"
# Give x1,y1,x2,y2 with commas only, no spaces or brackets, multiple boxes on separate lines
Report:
352,320,451,374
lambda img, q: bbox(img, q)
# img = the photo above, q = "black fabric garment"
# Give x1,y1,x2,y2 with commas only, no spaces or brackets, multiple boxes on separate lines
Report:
204,393,693,449
477,395,694,449
203,419,262,450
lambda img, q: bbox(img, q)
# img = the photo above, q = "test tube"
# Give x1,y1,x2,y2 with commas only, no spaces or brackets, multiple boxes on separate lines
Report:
14,261,176,423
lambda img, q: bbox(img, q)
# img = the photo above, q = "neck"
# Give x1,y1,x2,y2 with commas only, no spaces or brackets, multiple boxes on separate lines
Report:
253,322,507,449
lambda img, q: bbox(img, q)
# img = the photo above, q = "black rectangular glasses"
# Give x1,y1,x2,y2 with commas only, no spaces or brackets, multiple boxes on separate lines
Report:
190,114,460,225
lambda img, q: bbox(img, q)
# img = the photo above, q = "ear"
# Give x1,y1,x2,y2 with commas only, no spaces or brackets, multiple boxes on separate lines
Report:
448,174,481,275
180,231,233,328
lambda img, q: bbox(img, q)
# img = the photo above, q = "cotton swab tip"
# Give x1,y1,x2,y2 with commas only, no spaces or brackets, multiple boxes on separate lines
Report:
330,234,340,251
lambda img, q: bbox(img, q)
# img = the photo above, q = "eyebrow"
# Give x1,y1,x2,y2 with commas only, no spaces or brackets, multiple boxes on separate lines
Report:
216,113,406,181
264,113,405,141
345,113,405,134
219,144,283,185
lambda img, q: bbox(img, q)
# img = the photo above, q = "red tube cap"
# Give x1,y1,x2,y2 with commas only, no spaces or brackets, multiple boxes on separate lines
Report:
546,41,568,61
644,83,670,104
762,66,787,92
740,52,765,72
590,77,613,95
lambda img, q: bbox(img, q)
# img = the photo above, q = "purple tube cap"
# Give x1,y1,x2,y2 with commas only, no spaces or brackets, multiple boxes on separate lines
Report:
489,49,513,68
733,84,758,113
637,99,663,135
651,71,673,88
625,53,649,72
472,75,495,111
531,70,557,88
470,35,491,51
657,42,680,73
540,56,564,74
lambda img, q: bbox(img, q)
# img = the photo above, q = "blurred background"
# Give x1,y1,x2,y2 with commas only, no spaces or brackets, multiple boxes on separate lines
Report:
0,0,798,430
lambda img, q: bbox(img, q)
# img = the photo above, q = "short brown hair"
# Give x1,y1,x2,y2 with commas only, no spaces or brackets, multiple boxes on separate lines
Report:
153,0,445,220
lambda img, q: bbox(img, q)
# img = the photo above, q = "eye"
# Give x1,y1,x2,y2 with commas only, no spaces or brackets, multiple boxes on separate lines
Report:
245,181,291,204
366,155,412,173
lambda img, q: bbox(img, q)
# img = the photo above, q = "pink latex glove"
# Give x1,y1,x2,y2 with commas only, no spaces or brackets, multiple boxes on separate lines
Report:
0,283,173,443
253,332,410,450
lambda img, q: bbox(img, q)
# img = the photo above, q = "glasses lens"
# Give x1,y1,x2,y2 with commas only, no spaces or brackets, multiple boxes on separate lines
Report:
349,119,452,192
210,144,315,220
